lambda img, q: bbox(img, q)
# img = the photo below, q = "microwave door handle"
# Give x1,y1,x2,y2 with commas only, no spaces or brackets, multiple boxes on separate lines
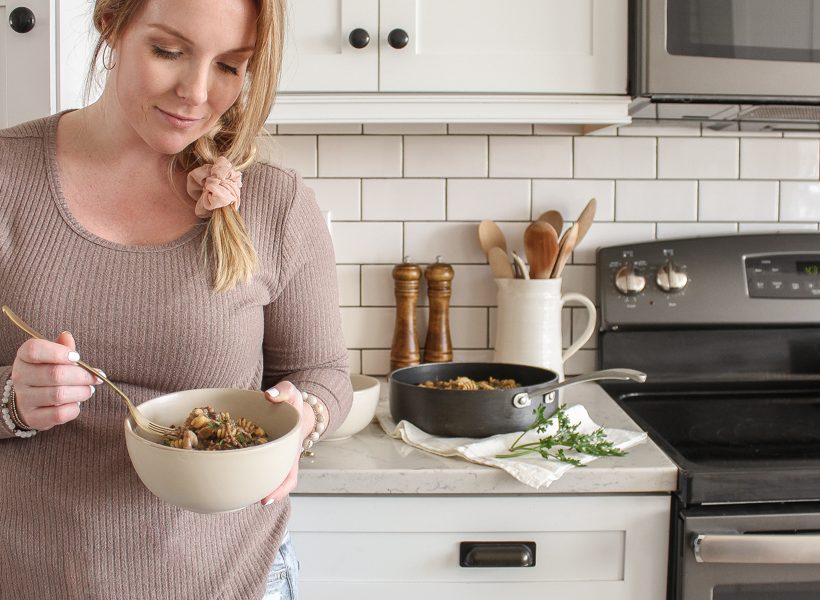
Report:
694,534,820,564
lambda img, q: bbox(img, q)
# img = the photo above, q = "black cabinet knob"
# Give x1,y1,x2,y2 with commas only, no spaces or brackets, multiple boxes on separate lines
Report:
387,28,409,49
9,6,36,34
348,28,370,49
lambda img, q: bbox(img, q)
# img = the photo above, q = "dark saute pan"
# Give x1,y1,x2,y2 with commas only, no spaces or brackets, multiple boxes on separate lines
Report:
389,362,645,438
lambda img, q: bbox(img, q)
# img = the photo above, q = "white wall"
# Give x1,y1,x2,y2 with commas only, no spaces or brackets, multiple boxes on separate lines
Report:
259,120,820,376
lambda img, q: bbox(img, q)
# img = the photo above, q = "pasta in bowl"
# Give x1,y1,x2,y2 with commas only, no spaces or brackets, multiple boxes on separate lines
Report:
124,388,301,514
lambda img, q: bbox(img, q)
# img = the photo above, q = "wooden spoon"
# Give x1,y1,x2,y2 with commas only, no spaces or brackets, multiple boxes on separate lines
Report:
574,198,597,246
477,220,508,258
488,246,514,279
536,210,564,238
550,222,579,278
523,220,559,279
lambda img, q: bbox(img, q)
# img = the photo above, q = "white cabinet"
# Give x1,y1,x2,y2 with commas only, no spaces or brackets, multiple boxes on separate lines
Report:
290,494,670,600
282,0,626,94
0,0,53,128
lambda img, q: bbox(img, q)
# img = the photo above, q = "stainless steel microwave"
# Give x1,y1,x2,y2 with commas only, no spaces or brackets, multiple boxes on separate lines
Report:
632,0,820,104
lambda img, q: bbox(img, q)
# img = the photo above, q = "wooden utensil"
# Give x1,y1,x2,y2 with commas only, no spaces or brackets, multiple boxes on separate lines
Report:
488,246,514,279
550,222,578,278
536,210,564,238
477,220,508,258
523,220,559,279
574,197,597,246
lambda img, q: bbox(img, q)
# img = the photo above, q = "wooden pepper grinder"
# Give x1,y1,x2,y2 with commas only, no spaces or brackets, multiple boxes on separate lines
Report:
390,258,422,371
423,256,454,363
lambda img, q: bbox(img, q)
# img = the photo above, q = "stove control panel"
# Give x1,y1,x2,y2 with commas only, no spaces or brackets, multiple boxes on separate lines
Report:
746,254,820,298
598,233,820,327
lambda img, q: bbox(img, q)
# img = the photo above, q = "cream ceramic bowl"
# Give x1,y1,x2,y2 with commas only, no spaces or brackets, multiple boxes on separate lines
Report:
322,374,381,441
124,388,301,514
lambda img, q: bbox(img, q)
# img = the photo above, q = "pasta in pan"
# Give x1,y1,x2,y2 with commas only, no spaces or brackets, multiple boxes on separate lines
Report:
418,376,519,391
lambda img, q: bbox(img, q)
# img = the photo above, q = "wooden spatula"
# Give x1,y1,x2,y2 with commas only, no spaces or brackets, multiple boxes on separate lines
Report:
550,222,578,278
478,220,508,258
536,210,564,238
574,198,596,246
523,220,559,279
488,246,514,279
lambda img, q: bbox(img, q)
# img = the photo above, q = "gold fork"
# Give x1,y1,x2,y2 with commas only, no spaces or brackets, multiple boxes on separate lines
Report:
2,305,176,438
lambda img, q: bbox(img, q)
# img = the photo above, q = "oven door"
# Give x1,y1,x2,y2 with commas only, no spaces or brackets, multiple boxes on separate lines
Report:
641,0,820,100
680,505,820,600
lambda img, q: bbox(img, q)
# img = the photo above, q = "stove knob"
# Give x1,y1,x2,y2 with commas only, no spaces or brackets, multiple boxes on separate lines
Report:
656,260,688,293
614,264,646,295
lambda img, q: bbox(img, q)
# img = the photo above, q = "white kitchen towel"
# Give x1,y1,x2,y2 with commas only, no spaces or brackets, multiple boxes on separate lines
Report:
377,403,647,490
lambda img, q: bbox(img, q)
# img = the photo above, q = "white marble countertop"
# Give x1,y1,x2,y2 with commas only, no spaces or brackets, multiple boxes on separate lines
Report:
294,381,678,496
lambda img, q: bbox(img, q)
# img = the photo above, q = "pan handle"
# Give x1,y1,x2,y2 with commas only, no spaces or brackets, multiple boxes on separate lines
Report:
512,368,646,408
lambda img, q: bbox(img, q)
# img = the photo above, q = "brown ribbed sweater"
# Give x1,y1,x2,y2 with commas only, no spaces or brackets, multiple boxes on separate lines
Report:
0,113,352,599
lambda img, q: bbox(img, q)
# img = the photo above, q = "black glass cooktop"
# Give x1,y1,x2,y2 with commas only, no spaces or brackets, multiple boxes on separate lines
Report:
608,386,820,505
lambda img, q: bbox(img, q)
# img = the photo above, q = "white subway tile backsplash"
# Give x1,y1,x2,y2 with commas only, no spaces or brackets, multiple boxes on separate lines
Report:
739,222,819,232
699,180,779,221
362,350,390,376
572,222,656,263
574,137,656,179
451,265,497,307
336,265,361,306
656,222,738,239
362,179,446,221
361,265,397,306
305,178,361,221
319,136,402,177
780,181,820,220
489,136,572,178
404,222,488,264
615,180,697,221
341,307,395,348
447,179,530,221
404,136,488,177
532,179,615,223
740,138,820,180
658,138,739,179
364,123,447,135
333,222,403,264
449,308,489,348
261,135,317,176
283,123,820,375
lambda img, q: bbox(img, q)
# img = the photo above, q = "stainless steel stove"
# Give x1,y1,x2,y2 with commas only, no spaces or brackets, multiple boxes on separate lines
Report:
597,233,820,600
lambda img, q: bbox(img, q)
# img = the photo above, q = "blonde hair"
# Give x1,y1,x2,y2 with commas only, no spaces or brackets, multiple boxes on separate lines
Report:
87,0,285,292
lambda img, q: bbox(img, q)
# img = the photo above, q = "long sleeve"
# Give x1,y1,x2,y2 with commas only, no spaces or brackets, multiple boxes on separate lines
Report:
260,172,352,434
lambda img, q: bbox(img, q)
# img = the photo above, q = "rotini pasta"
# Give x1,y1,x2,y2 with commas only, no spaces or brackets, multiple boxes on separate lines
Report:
163,406,269,450
418,376,519,390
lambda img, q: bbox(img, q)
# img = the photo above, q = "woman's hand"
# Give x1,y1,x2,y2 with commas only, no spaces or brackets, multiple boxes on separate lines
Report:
11,331,100,431
260,380,313,505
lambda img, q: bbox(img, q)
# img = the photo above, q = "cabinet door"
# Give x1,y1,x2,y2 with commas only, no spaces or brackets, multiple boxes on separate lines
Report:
279,0,378,92
380,0,627,93
1,0,53,127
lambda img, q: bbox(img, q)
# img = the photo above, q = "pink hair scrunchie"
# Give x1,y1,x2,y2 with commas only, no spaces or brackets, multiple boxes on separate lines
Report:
186,156,242,219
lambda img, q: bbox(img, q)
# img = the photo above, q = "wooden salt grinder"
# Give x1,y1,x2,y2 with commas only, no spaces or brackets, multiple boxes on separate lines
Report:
423,257,454,363
390,258,422,371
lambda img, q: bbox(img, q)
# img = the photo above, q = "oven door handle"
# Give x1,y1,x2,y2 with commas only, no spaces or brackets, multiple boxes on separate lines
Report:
694,534,820,564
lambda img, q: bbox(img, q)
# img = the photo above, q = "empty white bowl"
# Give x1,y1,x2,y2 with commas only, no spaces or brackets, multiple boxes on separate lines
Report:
322,374,381,441
124,388,301,514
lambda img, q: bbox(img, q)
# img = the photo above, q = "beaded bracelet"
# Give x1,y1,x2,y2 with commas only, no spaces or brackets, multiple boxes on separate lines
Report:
300,391,326,458
1,379,36,439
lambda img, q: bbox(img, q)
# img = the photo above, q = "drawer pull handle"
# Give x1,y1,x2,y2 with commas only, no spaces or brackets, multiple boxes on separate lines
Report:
459,541,536,568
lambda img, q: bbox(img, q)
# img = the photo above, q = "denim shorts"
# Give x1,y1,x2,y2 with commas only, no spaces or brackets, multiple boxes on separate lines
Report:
262,531,300,600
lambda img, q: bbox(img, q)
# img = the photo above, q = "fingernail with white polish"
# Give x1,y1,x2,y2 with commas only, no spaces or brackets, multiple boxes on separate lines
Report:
263,497,274,506
68,351,80,362
265,387,279,398
89,386,96,396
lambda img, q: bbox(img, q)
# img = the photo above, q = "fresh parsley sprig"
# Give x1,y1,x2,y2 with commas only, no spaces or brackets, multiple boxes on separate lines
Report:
496,404,626,466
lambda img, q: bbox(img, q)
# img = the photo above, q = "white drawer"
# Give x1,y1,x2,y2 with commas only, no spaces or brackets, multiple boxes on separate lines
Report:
290,494,670,600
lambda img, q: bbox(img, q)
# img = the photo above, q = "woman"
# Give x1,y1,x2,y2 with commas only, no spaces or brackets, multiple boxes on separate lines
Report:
0,0,351,597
